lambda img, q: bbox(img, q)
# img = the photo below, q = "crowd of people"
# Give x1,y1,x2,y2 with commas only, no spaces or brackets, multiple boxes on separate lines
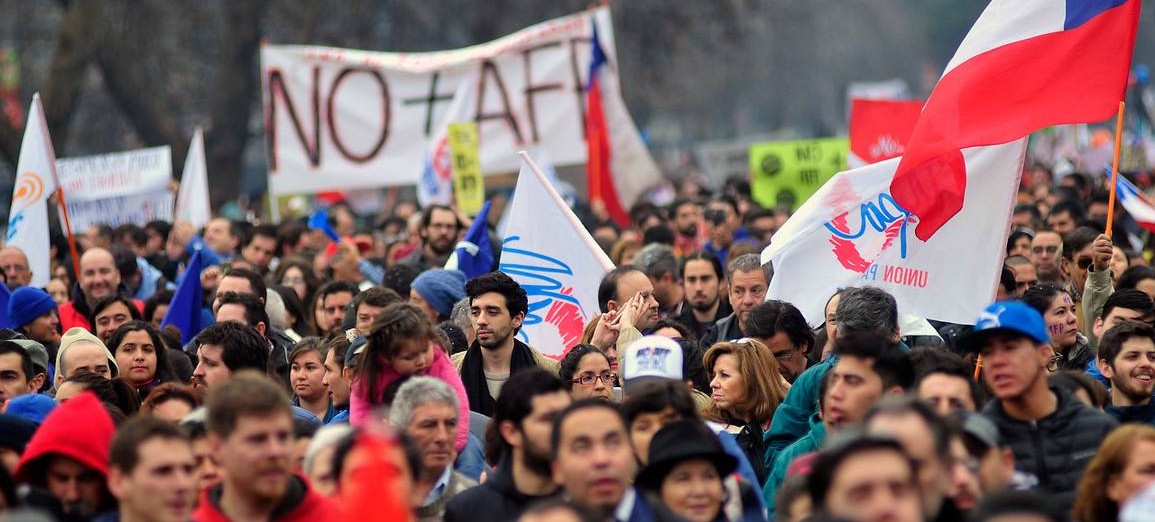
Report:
0,170,1154,522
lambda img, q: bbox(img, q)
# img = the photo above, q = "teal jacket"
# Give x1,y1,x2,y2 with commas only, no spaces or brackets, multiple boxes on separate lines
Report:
762,414,826,517
762,340,910,470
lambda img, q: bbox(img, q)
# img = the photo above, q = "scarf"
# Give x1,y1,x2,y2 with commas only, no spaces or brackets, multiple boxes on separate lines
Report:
460,339,538,416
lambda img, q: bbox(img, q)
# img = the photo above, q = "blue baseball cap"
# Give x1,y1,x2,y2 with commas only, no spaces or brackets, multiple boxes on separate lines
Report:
959,301,1050,352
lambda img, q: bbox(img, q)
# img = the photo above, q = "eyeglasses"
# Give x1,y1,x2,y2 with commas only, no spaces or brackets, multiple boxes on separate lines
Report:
1075,257,1093,270
572,372,616,386
771,346,799,362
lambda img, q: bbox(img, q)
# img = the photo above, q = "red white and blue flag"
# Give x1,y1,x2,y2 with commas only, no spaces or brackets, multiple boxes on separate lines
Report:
1113,171,1155,233
585,19,629,227
891,0,1141,240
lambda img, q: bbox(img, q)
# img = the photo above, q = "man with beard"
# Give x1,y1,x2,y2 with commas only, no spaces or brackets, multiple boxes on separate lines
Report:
668,198,703,256
444,369,572,521
701,253,771,348
673,251,732,340
193,372,340,521
1098,320,1155,424
400,205,462,271
190,322,273,391
453,272,559,416
1029,231,1063,284
962,301,1116,514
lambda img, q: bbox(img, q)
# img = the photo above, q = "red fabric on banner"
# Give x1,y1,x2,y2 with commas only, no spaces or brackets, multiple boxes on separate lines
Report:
890,0,1140,240
849,99,924,164
586,74,628,227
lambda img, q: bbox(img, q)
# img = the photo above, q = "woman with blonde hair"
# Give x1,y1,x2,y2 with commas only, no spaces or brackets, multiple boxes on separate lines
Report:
1073,424,1155,522
703,338,789,484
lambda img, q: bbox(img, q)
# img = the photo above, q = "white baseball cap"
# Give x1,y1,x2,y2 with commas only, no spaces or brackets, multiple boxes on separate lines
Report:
621,335,683,392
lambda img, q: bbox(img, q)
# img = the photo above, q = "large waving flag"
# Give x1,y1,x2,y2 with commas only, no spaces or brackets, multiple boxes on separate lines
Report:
445,200,493,279
585,19,628,227
890,0,1141,240
6,93,60,288
161,249,205,344
500,152,615,357
174,127,212,229
763,140,1027,326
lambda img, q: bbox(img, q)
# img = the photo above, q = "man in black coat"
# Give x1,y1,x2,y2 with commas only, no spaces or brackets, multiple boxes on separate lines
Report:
960,301,1117,514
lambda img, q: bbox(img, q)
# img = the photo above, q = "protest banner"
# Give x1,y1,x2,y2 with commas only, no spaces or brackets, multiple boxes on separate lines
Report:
499,151,614,357
749,138,848,211
848,99,923,167
763,140,1026,327
6,93,60,288
447,122,485,216
261,7,660,209
55,146,173,232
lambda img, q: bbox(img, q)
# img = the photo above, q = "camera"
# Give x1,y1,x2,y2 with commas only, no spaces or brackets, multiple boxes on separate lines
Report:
704,208,728,226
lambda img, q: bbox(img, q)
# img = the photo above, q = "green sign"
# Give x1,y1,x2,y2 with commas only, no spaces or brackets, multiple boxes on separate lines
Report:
749,138,848,210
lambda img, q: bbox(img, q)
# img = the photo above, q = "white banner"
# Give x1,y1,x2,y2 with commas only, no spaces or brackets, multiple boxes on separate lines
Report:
499,151,615,357
763,140,1026,326
261,7,660,204
6,93,60,288
56,146,173,232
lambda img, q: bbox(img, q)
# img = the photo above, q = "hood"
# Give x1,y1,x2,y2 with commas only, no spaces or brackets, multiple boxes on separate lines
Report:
14,391,115,483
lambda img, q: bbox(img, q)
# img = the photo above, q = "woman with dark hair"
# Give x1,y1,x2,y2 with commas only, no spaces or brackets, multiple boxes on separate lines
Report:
140,382,202,422
272,285,309,341
558,344,615,402
108,321,178,397
1021,283,1092,372
289,339,334,422
1118,265,1155,300
274,258,323,315
54,373,141,415
89,294,142,343
142,289,174,330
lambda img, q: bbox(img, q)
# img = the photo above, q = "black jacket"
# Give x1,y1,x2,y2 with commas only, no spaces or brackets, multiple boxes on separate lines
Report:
700,313,744,350
982,387,1118,513
1107,402,1155,425
443,455,561,522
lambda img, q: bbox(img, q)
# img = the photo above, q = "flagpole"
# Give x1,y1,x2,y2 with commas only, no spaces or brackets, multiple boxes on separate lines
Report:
1106,100,1126,238
54,190,81,278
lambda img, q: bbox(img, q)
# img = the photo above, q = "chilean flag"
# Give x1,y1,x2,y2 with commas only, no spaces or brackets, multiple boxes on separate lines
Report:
586,19,629,227
1114,171,1155,233
891,0,1141,240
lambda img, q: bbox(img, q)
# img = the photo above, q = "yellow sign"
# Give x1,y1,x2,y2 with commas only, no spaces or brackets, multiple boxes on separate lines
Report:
447,122,485,216
749,138,848,210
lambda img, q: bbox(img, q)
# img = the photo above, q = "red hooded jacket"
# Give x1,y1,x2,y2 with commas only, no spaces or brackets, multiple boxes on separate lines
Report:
14,391,115,484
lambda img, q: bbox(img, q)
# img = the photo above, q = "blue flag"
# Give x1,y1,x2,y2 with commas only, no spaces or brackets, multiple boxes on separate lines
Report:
161,249,205,344
446,200,493,279
308,209,341,243
0,284,10,329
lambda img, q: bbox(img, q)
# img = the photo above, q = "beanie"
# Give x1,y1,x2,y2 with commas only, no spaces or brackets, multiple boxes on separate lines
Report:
5,393,56,424
56,327,119,378
411,269,467,318
6,286,57,329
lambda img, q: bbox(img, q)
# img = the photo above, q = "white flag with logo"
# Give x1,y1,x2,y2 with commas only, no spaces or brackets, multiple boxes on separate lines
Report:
762,140,1026,326
6,93,60,288
499,151,615,357
174,127,212,229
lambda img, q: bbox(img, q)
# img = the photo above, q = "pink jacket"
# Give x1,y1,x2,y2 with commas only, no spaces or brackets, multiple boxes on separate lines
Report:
349,347,470,452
